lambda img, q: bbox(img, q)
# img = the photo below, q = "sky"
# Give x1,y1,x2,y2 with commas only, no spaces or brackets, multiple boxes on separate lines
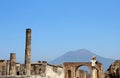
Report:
0,0,120,63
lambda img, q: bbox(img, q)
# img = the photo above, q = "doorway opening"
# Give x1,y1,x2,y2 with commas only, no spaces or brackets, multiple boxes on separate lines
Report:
68,70,71,78
75,66,91,78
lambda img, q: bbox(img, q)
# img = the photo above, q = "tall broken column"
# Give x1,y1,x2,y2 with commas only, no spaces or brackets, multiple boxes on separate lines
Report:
9,53,16,75
25,28,31,75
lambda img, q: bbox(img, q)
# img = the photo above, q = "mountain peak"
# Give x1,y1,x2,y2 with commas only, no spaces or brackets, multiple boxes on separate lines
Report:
50,49,114,70
76,49,94,54
66,49,96,58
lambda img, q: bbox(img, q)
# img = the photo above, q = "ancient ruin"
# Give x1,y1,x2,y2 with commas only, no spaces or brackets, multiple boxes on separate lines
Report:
64,57,104,78
25,28,31,75
0,28,64,78
0,28,106,78
9,53,16,75
105,60,120,78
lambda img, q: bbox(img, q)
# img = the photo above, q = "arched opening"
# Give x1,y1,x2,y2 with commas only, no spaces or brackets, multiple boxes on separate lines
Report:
75,66,91,78
68,70,71,78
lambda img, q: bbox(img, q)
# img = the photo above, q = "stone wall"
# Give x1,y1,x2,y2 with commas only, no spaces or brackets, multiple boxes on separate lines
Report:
105,60,120,78
45,64,64,78
0,60,6,75
0,60,64,78
76,70,87,78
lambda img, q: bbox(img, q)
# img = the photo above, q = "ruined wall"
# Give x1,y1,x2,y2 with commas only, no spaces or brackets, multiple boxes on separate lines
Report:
31,62,46,76
76,70,87,78
105,60,120,78
0,60,6,75
0,61,64,78
45,64,64,78
80,70,87,78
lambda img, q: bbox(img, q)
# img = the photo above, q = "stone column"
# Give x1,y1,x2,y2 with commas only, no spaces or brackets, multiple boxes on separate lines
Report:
92,68,97,78
2,60,7,75
116,68,120,78
72,67,75,78
83,71,87,78
9,53,16,75
25,28,31,75
6,60,10,75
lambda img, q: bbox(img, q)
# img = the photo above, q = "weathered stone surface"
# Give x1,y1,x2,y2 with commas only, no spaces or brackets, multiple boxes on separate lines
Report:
25,28,31,75
76,70,87,78
6,60,10,75
105,60,120,78
0,60,6,75
64,61,104,78
9,53,16,75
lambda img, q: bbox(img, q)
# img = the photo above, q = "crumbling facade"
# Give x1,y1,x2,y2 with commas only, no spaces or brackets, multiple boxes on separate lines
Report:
0,60,64,77
64,57,104,78
0,60,6,75
105,60,120,78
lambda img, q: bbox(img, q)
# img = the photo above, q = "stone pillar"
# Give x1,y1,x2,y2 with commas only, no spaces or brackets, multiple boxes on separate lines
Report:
6,60,10,75
2,60,7,75
83,71,87,78
25,28,31,75
72,67,75,78
9,53,16,75
92,68,97,78
116,68,120,78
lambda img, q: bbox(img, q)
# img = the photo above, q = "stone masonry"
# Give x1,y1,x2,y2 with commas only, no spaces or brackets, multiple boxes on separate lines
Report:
25,28,31,75
9,53,16,75
105,60,120,78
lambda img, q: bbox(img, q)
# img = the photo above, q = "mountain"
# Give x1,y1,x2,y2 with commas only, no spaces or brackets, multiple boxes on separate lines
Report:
49,49,114,71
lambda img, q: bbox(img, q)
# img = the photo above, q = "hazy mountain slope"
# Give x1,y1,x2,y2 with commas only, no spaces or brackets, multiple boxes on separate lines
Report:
49,49,114,70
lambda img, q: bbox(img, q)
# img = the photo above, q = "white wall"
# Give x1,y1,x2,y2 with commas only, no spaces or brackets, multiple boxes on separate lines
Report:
45,65,64,78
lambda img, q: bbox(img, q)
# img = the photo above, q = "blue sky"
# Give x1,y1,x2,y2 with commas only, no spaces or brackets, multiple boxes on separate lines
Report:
0,0,120,63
